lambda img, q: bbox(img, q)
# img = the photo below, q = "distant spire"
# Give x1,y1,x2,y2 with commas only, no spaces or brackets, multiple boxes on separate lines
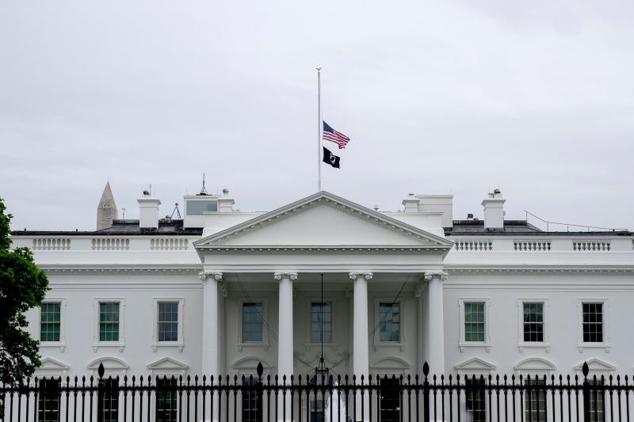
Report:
200,173,208,195
96,182,118,230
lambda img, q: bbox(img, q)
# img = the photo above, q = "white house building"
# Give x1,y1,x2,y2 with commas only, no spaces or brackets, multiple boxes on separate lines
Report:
11,185,634,386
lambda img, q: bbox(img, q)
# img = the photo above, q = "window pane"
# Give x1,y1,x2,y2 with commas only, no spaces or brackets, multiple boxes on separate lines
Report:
588,380,605,422
38,379,61,422
583,303,603,343
156,378,178,422
99,302,120,342
186,200,218,215
525,379,547,422
158,302,179,342
311,302,332,343
523,303,544,343
40,303,61,342
464,302,485,342
379,303,400,342
242,303,263,342
98,379,119,422
466,378,486,422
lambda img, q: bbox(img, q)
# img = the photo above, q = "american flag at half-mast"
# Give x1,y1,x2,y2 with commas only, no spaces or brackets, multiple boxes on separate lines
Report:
322,121,350,149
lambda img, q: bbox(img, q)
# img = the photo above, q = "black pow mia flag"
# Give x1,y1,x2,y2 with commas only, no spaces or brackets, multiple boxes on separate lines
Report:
322,147,341,169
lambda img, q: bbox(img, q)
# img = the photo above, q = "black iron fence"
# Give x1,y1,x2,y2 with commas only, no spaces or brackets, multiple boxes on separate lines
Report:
2,362,633,422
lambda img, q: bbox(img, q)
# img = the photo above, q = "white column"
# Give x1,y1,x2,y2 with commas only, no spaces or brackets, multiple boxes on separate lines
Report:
350,271,372,422
200,271,223,375
274,271,297,422
424,271,447,375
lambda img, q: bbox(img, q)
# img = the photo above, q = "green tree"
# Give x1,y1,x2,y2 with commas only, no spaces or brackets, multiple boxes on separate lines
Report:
0,197,48,384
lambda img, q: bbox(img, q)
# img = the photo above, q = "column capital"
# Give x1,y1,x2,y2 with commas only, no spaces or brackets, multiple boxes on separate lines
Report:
199,271,223,282
273,271,298,281
423,271,448,283
349,271,373,281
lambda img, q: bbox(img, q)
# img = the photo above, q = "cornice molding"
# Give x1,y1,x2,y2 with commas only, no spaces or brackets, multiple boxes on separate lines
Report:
447,266,634,274
196,245,447,252
42,265,201,274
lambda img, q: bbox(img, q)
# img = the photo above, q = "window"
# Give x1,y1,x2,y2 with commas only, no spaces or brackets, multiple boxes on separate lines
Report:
465,378,486,422
242,303,263,343
524,378,547,422
588,380,605,422
310,399,325,422
311,302,332,344
242,378,263,422
38,379,61,422
98,378,119,422
464,302,485,342
40,302,61,342
99,302,120,342
583,303,603,343
186,199,217,215
379,303,400,342
158,302,179,342
156,378,177,422
523,303,544,343
379,378,401,422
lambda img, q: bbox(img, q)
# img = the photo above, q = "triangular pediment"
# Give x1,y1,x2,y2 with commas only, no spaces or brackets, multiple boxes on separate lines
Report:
146,357,189,371
38,357,71,372
454,357,497,372
194,191,453,251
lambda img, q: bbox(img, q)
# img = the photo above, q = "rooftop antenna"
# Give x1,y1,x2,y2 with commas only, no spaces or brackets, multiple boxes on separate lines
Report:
149,184,152,195
200,173,208,195
170,203,182,220
122,208,126,219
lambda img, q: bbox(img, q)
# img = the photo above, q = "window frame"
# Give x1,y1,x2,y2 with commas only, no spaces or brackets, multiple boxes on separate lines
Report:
523,377,548,422
237,298,270,350
38,299,66,351
37,378,62,422
517,299,550,352
373,298,405,347
93,298,125,351
577,299,609,352
458,298,490,351
309,301,334,345
152,298,185,351
241,302,265,344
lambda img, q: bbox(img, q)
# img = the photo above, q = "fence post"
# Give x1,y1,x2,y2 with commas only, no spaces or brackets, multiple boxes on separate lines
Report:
423,362,430,422
582,362,590,422
97,363,105,422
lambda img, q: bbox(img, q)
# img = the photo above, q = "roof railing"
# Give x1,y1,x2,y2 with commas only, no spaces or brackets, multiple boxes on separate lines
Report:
524,210,628,232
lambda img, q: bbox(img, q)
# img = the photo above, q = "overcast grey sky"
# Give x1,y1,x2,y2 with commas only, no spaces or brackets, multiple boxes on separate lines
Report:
1,0,633,231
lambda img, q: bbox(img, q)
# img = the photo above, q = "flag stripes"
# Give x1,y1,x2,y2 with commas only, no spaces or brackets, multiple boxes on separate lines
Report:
323,121,350,149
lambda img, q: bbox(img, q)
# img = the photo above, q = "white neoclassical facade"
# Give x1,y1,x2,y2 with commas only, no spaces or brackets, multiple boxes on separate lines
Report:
11,187,634,380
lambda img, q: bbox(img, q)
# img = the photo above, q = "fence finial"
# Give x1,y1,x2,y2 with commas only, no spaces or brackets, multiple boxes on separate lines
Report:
582,362,589,377
423,362,429,377
98,363,105,379
257,362,263,378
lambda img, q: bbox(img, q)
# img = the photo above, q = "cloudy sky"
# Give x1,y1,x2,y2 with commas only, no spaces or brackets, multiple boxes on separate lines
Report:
1,0,633,231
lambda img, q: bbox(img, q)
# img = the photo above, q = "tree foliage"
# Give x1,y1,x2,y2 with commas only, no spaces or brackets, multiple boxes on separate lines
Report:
0,198,49,384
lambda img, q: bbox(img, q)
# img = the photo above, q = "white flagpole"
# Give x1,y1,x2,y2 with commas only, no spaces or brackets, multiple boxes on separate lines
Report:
316,66,322,192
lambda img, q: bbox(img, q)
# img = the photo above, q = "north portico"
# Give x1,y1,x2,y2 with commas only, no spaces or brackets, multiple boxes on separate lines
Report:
194,191,453,379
